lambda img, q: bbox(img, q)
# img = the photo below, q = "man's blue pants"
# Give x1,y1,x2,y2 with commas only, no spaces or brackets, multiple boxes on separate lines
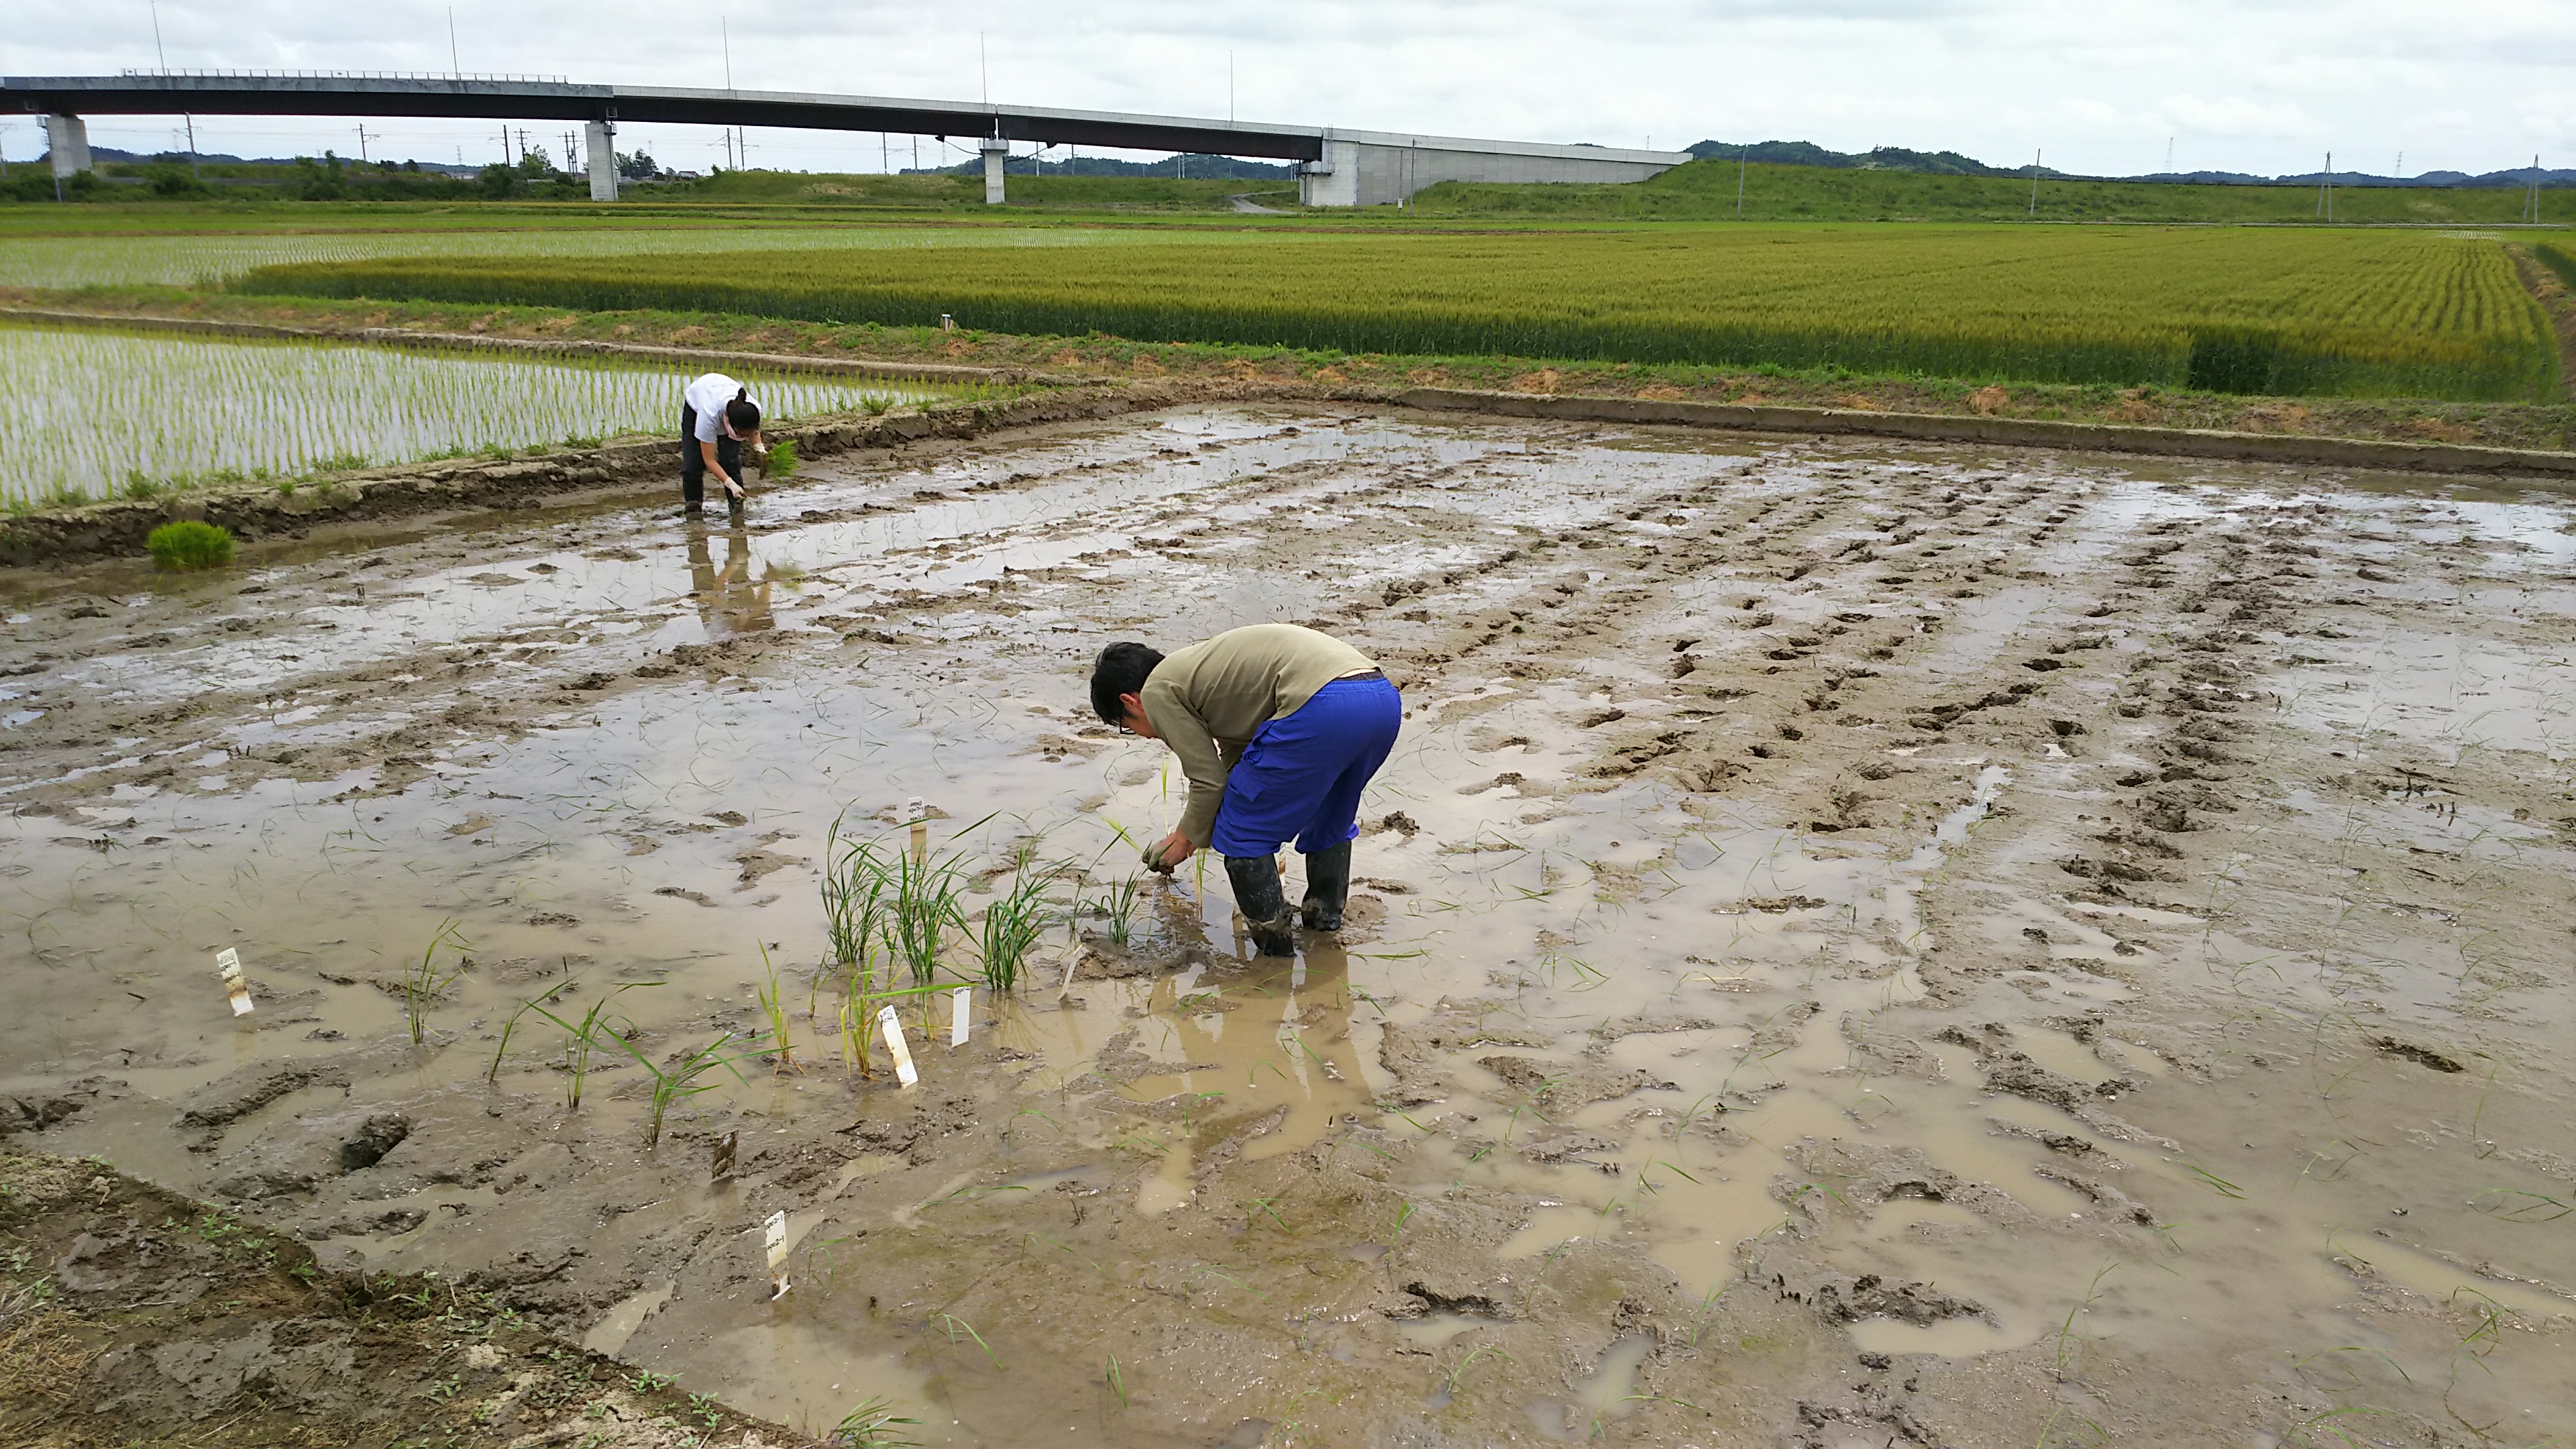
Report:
1211,676,1403,857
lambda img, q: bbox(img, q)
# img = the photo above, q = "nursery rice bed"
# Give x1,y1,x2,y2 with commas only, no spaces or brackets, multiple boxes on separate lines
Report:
0,322,944,508
240,223,2563,400
1,405,2570,1446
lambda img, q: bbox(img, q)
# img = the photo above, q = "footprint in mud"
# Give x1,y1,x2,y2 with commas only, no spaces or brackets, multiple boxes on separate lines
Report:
652,886,718,907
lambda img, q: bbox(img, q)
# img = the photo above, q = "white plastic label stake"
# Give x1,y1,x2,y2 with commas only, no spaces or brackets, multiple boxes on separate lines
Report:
763,1209,790,1299
215,948,254,1016
877,1005,919,1086
950,986,971,1047
905,796,927,863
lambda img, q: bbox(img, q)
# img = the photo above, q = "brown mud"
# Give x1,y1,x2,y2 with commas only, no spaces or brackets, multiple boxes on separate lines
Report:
4,405,2574,1446
0,1148,806,1447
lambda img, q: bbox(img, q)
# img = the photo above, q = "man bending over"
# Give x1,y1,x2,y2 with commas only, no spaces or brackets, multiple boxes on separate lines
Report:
1089,624,1401,956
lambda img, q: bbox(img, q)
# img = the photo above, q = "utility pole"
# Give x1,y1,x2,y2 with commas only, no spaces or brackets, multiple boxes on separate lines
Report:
722,17,733,91
2164,136,2174,173
448,7,461,78
356,124,368,163
2029,149,2041,216
149,2,201,180
881,131,888,174
980,31,989,106
1737,144,1747,219
1228,50,1234,126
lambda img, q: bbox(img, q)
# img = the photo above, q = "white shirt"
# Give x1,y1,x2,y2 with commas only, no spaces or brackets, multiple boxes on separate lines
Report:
684,372,761,443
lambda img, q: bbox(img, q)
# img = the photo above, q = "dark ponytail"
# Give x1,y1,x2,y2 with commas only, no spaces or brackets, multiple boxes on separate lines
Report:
722,386,761,435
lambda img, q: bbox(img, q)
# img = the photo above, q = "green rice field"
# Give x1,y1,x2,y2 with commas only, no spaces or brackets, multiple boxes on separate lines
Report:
2,324,932,510
236,224,2561,400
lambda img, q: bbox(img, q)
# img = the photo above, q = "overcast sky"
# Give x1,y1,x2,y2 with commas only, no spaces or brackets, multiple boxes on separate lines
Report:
4,0,2569,178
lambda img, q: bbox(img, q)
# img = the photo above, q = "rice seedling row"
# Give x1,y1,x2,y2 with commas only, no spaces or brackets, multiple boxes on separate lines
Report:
239,224,2559,399
1,323,934,508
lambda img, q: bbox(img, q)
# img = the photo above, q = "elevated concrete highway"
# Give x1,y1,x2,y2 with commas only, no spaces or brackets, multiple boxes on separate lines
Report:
2,72,1688,206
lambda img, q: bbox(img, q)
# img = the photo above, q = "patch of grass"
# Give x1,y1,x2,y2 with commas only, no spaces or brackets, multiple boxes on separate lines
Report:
518,981,653,1111
765,437,798,477
144,519,235,570
834,1395,923,1447
755,948,798,1073
976,845,1061,994
402,918,472,1045
1091,872,1144,947
593,1028,758,1147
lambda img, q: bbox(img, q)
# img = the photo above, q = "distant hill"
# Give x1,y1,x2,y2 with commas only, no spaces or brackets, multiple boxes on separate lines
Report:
1686,140,2574,189
1686,140,2025,178
60,144,482,176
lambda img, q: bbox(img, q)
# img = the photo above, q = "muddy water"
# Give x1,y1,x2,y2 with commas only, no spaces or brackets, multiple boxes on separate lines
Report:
5,406,2573,1446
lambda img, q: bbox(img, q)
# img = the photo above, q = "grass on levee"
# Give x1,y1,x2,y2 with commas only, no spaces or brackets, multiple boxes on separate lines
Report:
17,284,2573,453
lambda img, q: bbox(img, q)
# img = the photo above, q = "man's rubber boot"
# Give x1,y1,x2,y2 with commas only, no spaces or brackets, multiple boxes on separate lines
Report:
1300,840,1352,932
1224,855,1298,957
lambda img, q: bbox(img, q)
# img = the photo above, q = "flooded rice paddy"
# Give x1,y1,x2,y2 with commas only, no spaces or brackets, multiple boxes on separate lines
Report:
3,405,2572,1446
3,323,936,507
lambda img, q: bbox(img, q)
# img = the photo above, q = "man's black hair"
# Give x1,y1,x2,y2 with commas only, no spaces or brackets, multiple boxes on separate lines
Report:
723,387,761,436
1090,641,1163,726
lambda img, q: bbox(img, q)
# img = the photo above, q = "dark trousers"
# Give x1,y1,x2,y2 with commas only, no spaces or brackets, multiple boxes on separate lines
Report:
679,403,742,507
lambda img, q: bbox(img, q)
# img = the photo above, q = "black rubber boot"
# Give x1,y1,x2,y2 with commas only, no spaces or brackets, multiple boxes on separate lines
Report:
1300,841,1352,932
1224,855,1298,957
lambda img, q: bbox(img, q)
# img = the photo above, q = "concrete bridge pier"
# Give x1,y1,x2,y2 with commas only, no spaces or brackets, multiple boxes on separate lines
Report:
46,114,92,178
979,136,1009,204
584,120,618,200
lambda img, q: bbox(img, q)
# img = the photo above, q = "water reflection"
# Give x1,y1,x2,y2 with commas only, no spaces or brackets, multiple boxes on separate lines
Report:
688,523,774,635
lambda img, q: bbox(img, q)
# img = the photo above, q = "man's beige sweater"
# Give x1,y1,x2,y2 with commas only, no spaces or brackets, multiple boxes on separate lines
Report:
1139,623,1376,847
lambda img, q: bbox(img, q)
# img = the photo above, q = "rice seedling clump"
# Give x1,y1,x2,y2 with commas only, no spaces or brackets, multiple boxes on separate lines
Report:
144,519,235,570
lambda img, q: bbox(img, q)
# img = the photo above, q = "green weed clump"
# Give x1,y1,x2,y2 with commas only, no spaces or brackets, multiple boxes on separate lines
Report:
146,520,236,570
765,437,799,477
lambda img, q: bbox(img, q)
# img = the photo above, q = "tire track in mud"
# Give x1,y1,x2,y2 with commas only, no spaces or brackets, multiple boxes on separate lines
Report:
5,410,2574,1447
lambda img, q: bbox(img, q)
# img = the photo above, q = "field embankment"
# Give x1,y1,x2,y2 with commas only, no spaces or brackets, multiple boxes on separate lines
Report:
0,1149,800,1448
235,224,2561,400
